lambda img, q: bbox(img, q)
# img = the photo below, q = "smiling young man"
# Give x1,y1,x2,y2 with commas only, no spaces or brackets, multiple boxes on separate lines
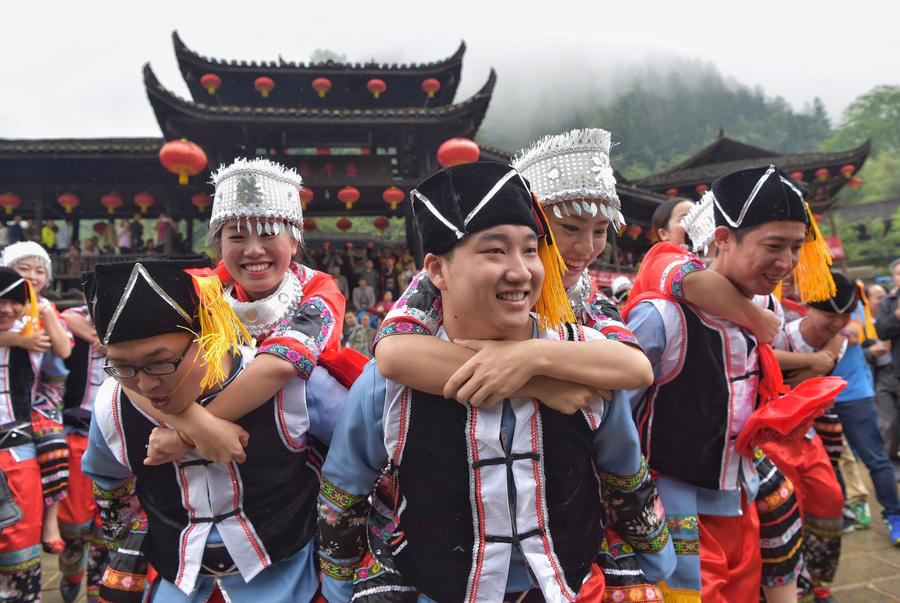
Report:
317,161,673,602
81,257,347,602
623,165,815,602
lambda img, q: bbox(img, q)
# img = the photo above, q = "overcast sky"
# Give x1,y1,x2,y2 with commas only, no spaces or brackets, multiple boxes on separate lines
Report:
2,0,897,140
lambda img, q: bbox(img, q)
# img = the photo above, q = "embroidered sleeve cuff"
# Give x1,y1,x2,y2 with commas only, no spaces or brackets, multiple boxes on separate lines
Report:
599,457,649,492
321,477,366,511
667,259,705,300
372,318,431,350
257,341,316,380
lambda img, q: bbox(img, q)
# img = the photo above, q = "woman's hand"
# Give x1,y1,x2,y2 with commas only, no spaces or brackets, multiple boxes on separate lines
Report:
179,405,250,464
749,308,782,345
18,331,51,353
443,339,540,407
144,427,193,465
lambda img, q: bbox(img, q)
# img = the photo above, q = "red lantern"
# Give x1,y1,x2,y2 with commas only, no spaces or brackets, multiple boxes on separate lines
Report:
0,193,21,215
304,219,317,232
373,217,390,232
336,217,352,232
191,192,212,213
337,186,360,210
367,78,387,99
437,138,480,168
695,184,709,195
848,176,862,190
254,76,275,98
300,187,313,210
159,139,207,185
790,171,804,182
627,224,642,239
200,73,221,95
93,222,107,235
665,188,678,198
815,168,829,181
382,187,404,211
840,164,856,178
133,191,155,214
312,77,332,98
101,193,123,215
421,78,441,98
58,192,80,214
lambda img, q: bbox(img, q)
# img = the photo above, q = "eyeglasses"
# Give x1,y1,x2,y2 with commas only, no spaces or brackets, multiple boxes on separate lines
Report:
103,340,194,379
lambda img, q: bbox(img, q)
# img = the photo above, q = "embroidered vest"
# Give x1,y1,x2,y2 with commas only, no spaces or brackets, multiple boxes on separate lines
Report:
634,300,759,490
384,385,605,602
95,374,319,593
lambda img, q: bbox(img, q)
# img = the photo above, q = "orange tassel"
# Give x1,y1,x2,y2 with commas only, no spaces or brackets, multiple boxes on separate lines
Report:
532,202,575,330
793,203,836,303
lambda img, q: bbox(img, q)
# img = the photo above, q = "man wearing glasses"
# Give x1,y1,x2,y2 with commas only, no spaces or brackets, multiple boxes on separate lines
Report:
81,257,347,602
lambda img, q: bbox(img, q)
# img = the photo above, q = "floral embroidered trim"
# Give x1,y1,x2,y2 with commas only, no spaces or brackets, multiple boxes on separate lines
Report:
672,539,700,555
258,343,315,380
628,529,671,553
321,478,365,511
373,320,430,347
603,585,664,603
320,557,356,581
599,457,648,492
669,259,704,300
666,515,699,533
93,477,135,501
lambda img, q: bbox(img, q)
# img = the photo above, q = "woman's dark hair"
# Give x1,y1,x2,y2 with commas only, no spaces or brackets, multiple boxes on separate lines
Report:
651,198,691,236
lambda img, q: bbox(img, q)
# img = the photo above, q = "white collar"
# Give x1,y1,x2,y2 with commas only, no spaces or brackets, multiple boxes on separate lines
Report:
225,271,304,338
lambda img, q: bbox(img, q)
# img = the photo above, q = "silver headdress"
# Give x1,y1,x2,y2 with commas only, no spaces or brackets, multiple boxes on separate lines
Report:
1,241,52,281
680,192,716,254
209,158,304,242
512,128,625,230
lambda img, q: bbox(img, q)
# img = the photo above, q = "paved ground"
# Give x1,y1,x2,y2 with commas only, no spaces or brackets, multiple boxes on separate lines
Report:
37,477,900,602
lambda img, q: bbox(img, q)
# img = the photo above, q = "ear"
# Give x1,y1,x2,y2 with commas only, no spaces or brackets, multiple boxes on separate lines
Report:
656,227,669,242
423,253,448,292
713,225,732,252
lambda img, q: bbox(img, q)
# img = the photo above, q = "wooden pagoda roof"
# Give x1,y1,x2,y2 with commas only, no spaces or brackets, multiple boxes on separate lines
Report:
174,31,465,109
634,135,871,209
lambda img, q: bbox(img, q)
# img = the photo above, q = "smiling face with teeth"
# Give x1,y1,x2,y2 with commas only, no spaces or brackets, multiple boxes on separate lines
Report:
424,224,543,341
220,218,299,300
546,203,612,288
711,221,807,297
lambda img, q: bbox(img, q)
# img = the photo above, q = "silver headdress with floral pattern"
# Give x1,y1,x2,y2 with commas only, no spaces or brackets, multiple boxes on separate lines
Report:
512,128,625,230
209,158,304,242
680,192,716,254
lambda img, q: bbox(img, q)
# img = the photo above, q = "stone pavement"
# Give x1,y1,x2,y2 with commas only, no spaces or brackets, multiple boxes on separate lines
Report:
37,499,900,603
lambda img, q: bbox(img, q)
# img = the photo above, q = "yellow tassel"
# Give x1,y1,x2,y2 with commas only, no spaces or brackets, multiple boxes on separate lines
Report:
22,281,40,336
793,203,836,303
857,280,879,341
658,581,702,603
190,274,252,390
532,203,575,331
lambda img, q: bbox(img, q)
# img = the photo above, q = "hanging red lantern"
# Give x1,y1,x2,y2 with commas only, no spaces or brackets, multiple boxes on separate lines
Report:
300,187,313,210
789,171,804,182
93,222,108,235
373,217,390,232
101,193,123,215
695,184,709,195
665,188,678,198
367,78,387,99
191,192,212,213
421,78,441,98
159,139,207,185
312,77,332,98
848,176,862,190
133,191,155,214
336,217,352,232
0,194,21,215
200,73,221,95
815,168,829,181
337,186,360,210
382,187,404,211
58,192,80,214
840,164,856,178
304,219,317,232
627,224,642,239
437,138,480,168
254,76,275,98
